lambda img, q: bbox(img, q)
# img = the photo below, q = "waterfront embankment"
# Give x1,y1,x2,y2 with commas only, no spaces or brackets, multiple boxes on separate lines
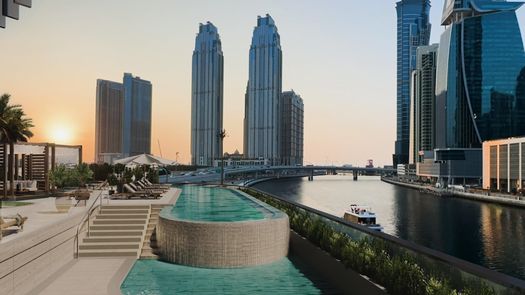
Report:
381,177,525,209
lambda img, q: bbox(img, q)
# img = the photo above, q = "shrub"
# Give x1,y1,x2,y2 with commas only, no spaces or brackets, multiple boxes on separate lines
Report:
242,188,498,295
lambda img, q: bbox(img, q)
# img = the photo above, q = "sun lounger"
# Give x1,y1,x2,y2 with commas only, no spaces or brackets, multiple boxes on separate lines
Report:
0,214,28,239
134,181,167,193
143,179,171,189
123,184,162,199
130,182,165,194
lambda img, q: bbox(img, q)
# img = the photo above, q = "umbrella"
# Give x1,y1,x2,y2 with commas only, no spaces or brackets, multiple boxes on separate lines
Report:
114,154,177,167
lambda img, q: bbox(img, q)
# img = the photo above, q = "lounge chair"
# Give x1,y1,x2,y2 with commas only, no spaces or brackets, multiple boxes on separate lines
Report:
130,182,165,194
123,184,162,199
135,181,167,193
143,179,171,189
0,214,28,239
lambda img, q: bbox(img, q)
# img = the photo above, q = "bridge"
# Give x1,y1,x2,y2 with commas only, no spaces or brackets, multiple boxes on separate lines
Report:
167,165,396,185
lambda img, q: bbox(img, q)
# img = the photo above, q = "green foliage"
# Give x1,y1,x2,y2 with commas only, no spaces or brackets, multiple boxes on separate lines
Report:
49,164,69,189
242,188,498,295
0,93,34,144
49,164,93,189
89,163,113,181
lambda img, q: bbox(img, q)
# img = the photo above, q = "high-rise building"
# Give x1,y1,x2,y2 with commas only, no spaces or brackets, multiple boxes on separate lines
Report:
435,0,525,149
95,73,152,163
122,73,152,157
191,22,224,166
394,0,431,166
409,44,438,164
95,79,124,164
244,14,283,165
280,91,304,166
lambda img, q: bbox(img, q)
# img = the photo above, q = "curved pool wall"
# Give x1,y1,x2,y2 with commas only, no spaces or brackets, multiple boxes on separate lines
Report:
157,185,290,268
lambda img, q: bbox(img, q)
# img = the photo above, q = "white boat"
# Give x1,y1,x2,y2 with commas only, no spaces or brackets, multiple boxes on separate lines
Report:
343,204,383,232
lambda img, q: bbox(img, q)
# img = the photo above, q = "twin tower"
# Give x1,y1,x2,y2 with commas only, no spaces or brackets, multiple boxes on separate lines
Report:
191,14,304,167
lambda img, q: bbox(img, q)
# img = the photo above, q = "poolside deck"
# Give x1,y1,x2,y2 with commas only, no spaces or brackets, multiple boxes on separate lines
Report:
0,187,180,295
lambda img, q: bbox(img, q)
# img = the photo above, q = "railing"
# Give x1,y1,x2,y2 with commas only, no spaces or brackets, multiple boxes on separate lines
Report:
73,181,108,258
243,187,525,295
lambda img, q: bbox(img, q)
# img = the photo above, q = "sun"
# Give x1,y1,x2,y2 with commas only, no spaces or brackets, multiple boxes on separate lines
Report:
50,126,73,144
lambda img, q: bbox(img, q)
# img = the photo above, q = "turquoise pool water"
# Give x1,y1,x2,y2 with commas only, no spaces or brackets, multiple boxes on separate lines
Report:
121,259,320,295
162,185,277,222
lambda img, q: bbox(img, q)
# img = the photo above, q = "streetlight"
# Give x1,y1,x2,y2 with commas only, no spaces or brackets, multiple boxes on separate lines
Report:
218,129,227,186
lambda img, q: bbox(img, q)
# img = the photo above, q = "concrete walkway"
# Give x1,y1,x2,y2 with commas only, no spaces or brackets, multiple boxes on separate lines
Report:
31,258,134,295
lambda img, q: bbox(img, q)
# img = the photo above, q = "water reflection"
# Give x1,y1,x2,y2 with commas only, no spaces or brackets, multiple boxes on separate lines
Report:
254,175,525,280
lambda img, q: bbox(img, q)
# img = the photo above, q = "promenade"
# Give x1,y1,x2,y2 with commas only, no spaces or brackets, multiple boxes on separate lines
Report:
381,177,525,209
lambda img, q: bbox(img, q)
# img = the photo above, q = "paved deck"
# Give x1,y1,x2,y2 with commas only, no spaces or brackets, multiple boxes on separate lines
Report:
0,187,180,295
31,258,134,295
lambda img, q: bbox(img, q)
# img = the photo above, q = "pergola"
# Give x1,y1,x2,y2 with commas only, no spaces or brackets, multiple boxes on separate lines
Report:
0,142,83,197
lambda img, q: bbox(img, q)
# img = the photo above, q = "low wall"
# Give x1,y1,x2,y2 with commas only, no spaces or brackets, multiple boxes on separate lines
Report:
0,211,83,295
157,191,290,268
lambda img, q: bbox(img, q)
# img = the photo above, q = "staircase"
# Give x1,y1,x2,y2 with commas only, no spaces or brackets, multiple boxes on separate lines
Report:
140,204,166,259
78,205,150,257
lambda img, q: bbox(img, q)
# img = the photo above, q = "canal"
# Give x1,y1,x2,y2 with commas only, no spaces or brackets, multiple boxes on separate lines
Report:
254,175,525,281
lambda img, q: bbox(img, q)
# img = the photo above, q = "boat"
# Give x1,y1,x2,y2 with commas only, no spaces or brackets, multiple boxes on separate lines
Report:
343,204,383,232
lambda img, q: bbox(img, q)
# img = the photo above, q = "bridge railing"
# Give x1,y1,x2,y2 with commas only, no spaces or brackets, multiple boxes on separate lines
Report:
242,187,525,295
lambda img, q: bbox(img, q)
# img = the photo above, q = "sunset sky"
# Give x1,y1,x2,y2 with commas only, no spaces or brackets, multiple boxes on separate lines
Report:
2,0,525,166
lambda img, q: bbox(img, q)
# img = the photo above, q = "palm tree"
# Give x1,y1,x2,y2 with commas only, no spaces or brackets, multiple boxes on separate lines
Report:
0,94,34,199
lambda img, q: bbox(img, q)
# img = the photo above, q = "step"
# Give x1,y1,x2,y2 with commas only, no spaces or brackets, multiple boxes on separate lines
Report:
100,209,149,214
96,214,148,219
89,225,145,231
79,242,140,250
83,237,142,243
88,230,143,237
93,219,146,225
101,205,149,210
78,249,138,258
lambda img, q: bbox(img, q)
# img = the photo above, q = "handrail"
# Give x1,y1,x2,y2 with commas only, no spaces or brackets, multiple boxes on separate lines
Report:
73,181,108,258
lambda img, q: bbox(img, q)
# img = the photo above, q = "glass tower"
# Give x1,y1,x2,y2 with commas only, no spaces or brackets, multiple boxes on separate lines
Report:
395,0,431,166
244,14,283,165
191,22,224,166
410,44,438,164
280,91,304,166
122,73,152,157
435,0,525,149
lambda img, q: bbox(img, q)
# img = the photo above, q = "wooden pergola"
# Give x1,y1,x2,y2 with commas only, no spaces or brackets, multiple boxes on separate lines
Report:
0,143,83,197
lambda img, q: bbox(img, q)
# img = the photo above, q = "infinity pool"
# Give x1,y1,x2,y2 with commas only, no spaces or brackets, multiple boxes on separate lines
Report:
162,185,277,222
121,259,321,295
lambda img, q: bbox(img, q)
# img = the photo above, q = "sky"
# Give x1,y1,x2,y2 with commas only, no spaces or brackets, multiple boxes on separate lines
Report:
1,0,525,167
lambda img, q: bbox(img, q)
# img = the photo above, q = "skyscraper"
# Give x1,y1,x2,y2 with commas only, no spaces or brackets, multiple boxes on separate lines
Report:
95,79,124,164
191,22,224,166
394,0,431,166
409,44,438,164
280,90,304,166
244,14,283,165
435,0,525,149
122,73,152,157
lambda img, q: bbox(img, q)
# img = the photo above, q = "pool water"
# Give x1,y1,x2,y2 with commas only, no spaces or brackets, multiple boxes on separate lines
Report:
163,185,276,222
121,259,321,295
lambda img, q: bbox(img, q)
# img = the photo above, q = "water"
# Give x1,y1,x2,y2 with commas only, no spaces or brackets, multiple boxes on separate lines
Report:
121,259,321,295
254,175,525,281
162,185,277,222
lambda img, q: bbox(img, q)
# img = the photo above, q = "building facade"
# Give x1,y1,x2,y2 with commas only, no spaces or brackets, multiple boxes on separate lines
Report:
95,79,124,163
280,90,304,166
191,22,224,166
394,0,431,166
482,137,525,193
244,14,283,165
409,44,438,164
435,0,525,150
122,73,152,158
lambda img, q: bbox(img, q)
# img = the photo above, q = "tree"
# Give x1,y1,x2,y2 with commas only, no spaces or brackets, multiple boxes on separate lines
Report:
0,94,34,199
